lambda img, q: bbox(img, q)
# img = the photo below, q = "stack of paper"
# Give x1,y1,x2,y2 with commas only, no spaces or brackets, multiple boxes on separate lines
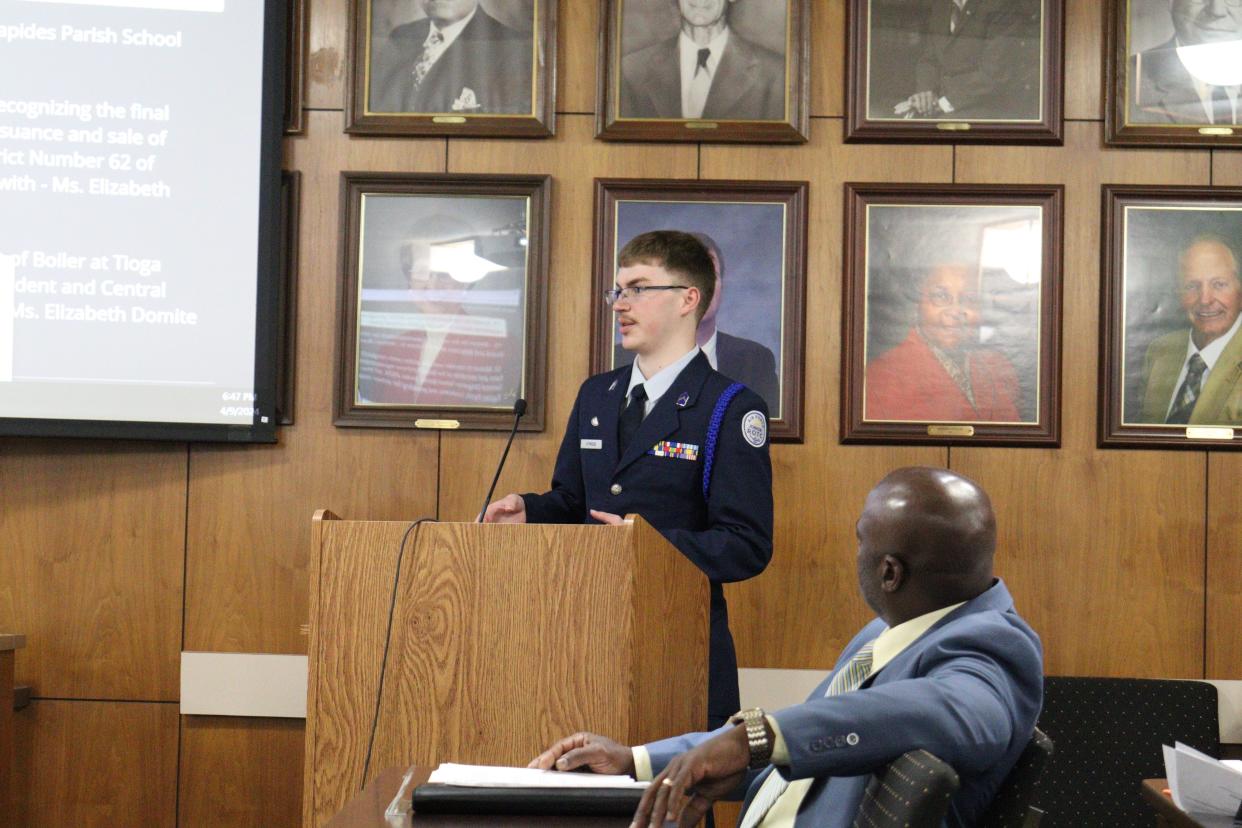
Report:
426,763,649,790
1163,742,1242,818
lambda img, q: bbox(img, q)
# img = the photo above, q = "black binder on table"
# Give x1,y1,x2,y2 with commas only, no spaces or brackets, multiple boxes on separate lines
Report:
410,783,645,817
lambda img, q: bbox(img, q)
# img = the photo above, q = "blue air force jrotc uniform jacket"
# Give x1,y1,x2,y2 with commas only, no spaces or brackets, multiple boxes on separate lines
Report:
521,351,774,722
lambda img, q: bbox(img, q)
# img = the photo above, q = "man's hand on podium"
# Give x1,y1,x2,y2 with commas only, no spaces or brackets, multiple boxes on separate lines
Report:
527,732,635,776
482,494,527,523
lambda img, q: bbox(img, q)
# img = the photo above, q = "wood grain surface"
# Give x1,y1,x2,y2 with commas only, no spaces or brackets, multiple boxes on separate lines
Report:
306,519,706,826
179,716,304,828
11,700,177,827
0,439,185,700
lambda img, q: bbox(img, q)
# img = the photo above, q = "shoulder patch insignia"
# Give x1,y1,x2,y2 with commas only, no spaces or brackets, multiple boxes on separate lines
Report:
742,410,767,448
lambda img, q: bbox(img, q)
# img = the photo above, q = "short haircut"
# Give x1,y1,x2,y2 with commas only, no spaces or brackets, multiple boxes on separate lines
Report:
617,230,716,321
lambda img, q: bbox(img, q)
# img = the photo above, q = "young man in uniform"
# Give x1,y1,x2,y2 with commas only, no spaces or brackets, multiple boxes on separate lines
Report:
484,230,773,727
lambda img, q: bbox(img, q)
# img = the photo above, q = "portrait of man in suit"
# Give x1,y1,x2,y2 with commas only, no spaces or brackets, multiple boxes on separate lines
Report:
885,0,1042,121
1135,235,1242,426
610,199,788,419
618,0,788,121
1129,0,1242,125
367,0,535,116
614,232,780,413
353,198,527,407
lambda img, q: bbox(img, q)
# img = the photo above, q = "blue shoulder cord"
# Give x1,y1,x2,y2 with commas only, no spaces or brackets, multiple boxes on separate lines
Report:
702,382,745,498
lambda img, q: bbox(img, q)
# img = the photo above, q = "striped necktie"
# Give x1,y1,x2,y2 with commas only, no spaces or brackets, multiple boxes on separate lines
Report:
1167,353,1207,425
738,641,876,828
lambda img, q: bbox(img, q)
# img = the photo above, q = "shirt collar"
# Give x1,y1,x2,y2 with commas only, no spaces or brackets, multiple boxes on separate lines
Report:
627,346,700,407
427,5,476,48
870,600,967,673
700,330,719,369
678,27,730,78
1184,310,1242,372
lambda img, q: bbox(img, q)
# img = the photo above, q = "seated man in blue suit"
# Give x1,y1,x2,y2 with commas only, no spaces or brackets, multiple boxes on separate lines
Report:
485,230,773,730
530,466,1043,828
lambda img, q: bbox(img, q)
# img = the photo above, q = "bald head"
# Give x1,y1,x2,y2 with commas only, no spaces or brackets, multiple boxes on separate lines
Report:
855,467,996,625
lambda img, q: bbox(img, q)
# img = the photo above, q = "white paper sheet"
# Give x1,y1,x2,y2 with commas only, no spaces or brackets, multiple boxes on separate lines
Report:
427,763,649,790
1164,742,1242,817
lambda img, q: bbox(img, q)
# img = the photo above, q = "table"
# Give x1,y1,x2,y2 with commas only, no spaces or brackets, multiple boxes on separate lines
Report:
1141,779,1242,827
325,767,635,827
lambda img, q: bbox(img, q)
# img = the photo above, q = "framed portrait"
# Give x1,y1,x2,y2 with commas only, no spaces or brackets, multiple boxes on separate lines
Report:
595,0,810,143
284,0,307,134
1107,0,1242,146
346,0,556,137
334,173,550,431
842,184,1063,446
1101,186,1242,448
845,0,1064,143
276,170,300,425
592,178,808,441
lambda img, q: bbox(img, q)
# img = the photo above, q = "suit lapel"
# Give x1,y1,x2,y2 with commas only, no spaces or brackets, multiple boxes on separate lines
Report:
702,38,757,119
1192,328,1242,424
614,353,711,474
649,43,682,118
598,368,629,472
1141,332,1188,423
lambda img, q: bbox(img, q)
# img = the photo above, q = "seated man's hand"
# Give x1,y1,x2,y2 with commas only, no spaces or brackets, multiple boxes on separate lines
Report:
527,732,634,776
632,725,750,827
483,493,526,523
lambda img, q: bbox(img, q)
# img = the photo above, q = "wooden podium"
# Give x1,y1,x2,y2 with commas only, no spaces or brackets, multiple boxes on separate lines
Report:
302,513,709,827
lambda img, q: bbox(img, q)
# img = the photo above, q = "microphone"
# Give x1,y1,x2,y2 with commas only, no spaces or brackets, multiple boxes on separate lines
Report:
478,398,527,522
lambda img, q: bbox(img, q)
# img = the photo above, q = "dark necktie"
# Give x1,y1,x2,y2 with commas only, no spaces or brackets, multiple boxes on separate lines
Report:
696,48,710,73
1167,353,1207,425
617,384,647,456
1211,85,1233,125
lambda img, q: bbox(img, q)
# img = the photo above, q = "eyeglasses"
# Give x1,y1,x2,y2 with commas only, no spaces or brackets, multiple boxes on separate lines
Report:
603,285,690,305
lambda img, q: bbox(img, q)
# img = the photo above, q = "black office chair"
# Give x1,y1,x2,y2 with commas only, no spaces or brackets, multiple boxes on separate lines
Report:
1033,677,1219,827
978,727,1055,828
852,749,960,828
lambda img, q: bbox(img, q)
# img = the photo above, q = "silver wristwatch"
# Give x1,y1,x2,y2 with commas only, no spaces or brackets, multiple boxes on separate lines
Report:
731,707,773,769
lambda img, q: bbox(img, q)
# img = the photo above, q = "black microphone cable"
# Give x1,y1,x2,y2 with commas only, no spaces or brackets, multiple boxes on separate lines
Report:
360,515,435,788
478,397,526,522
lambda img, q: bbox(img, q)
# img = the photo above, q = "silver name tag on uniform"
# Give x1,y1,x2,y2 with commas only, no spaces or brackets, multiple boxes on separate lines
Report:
580,439,603,450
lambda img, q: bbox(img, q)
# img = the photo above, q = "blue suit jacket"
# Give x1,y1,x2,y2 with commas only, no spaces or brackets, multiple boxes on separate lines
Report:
522,352,774,721
645,580,1043,827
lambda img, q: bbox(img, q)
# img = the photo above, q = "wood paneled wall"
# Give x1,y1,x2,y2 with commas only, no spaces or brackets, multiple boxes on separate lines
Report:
1,0,1239,824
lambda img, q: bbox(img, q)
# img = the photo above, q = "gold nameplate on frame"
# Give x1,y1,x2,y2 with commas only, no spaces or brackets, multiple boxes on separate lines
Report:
685,121,718,129
432,116,467,124
927,425,975,437
415,419,461,430
1199,127,1233,136
936,122,971,131
1186,426,1234,440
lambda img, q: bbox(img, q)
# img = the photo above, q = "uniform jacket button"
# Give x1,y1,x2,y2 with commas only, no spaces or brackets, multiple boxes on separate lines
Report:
610,483,622,495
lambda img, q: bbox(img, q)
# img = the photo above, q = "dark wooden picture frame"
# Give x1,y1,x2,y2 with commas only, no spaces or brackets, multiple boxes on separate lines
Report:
842,183,1063,446
845,0,1064,144
1100,186,1242,449
276,170,300,425
284,0,307,134
1106,0,1242,147
595,0,810,143
345,0,556,138
334,173,550,431
591,178,808,441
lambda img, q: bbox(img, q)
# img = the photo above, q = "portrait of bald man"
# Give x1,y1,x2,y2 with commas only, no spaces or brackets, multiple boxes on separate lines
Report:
1137,234,1242,425
367,0,536,115
617,0,788,121
1127,0,1242,125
